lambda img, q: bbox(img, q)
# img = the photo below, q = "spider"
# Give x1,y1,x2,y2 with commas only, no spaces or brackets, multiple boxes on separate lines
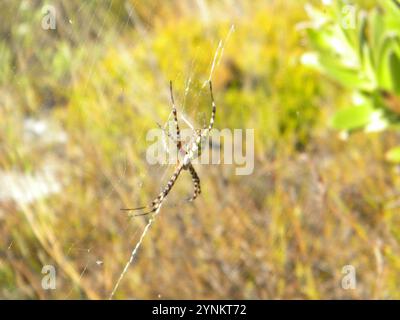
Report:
122,80,216,217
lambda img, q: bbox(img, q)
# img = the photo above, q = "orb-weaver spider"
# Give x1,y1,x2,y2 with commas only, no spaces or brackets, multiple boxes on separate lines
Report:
122,80,216,216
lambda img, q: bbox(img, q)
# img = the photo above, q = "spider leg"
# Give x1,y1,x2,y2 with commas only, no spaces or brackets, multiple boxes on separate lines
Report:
120,206,157,216
121,164,184,216
169,81,182,150
197,81,216,145
207,81,216,132
187,164,201,202
157,121,185,162
156,122,178,143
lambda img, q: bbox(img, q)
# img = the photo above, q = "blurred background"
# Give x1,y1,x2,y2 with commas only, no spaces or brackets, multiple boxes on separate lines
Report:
1,0,400,299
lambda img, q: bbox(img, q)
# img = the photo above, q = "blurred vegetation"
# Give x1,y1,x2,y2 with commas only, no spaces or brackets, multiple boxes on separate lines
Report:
1,0,400,299
303,0,400,163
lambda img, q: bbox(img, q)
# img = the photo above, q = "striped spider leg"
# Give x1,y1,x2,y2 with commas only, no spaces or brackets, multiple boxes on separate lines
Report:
122,81,216,217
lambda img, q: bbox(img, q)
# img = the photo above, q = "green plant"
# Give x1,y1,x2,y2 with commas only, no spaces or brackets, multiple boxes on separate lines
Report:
302,0,400,161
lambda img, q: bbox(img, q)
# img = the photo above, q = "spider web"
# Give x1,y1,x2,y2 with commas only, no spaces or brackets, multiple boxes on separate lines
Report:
107,23,234,300
6,1,234,299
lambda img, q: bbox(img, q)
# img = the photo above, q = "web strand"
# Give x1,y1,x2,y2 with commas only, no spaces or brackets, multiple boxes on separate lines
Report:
109,204,163,299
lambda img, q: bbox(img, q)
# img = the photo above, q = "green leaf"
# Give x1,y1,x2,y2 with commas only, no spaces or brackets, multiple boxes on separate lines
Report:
317,54,373,90
389,52,400,94
358,11,368,59
370,8,385,59
331,105,375,131
386,146,400,163
383,0,400,31
377,33,399,89
361,43,377,89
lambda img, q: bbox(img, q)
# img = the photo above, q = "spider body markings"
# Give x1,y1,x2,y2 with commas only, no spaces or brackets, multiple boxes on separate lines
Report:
122,81,216,216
